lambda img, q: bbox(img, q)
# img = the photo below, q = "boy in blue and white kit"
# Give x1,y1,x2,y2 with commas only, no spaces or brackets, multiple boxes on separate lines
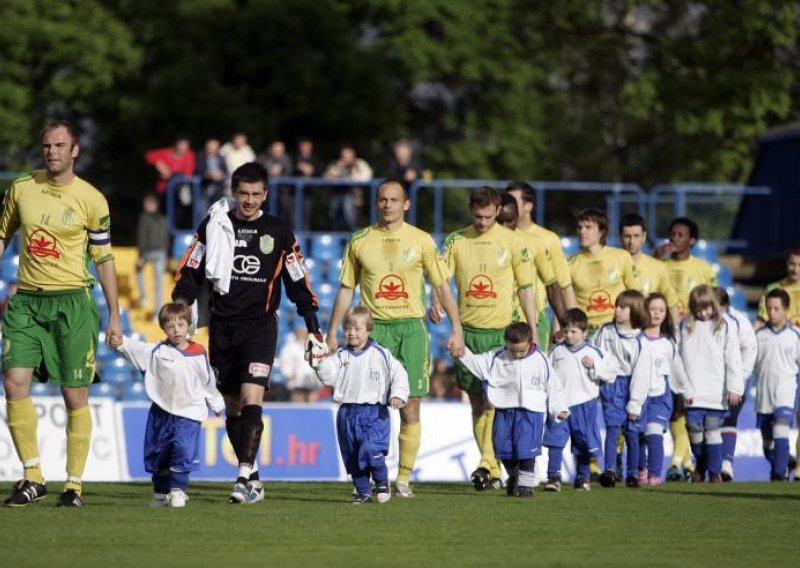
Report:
316,307,409,504
543,309,616,492
111,303,224,507
454,322,568,497
754,289,800,481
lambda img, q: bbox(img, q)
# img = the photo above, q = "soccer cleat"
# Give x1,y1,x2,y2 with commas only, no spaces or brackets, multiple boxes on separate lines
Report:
665,466,683,482
708,474,723,484
56,489,83,508
246,480,265,504
395,480,415,498
625,476,640,489
352,492,373,505
691,471,705,484
770,473,787,482
166,489,187,508
517,486,534,498
375,483,391,504
598,471,616,488
470,467,490,491
485,477,504,491
4,479,48,508
573,478,591,492
638,469,648,485
543,477,562,492
228,482,249,504
506,475,518,497
720,460,734,482
150,493,168,508
647,476,663,486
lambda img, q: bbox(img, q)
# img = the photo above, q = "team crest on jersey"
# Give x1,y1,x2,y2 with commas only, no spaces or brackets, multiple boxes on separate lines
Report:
520,247,531,262
259,235,274,254
402,246,417,264
607,267,620,283
586,290,613,312
496,248,510,267
466,274,497,299
61,207,76,227
28,228,60,259
375,274,408,300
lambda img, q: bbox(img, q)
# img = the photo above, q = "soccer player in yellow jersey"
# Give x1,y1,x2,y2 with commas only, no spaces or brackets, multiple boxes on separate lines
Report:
568,208,636,334
656,216,718,482
755,248,800,479
326,179,464,498
431,186,537,491
1,122,122,508
496,193,566,350
618,214,679,321
506,181,577,310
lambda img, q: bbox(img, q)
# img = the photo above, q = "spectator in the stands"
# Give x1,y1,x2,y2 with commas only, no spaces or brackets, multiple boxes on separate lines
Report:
195,138,228,210
276,326,321,403
219,132,256,182
135,193,170,320
387,139,423,187
293,138,322,178
144,135,196,199
0,280,19,324
323,145,373,231
259,140,296,225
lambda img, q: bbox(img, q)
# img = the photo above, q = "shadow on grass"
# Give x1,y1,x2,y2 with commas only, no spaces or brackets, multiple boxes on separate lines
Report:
660,488,800,502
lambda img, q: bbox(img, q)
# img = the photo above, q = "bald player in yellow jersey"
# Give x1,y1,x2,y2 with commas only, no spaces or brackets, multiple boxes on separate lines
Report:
618,214,679,319
656,217,718,481
506,181,577,310
327,178,463,498
431,186,537,490
568,208,636,333
1,122,122,508
755,248,800,478
497,192,566,350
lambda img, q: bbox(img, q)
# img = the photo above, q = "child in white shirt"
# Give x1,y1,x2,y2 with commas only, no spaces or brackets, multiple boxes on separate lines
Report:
754,289,800,480
111,303,224,508
316,307,409,504
454,322,568,498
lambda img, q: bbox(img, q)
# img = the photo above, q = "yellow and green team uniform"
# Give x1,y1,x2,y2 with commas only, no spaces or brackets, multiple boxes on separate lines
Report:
631,254,679,311
339,222,450,397
514,230,557,350
443,223,533,394
568,245,636,333
757,279,800,327
525,223,572,290
0,171,113,387
663,256,717,318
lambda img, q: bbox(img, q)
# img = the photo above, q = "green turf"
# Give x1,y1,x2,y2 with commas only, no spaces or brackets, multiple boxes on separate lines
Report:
1,481,796,567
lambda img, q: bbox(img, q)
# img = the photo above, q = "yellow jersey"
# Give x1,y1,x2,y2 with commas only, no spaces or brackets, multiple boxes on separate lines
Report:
443,223,532,329
0,171,113,291
525,223,571,289
569,246,636,329
632,254,679,309
516,229,555,318
663,256,717,317
338,222,449,321
757,279,800,327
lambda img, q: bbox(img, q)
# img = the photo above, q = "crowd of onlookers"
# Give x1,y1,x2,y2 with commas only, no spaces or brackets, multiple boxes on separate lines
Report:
144,133,425,231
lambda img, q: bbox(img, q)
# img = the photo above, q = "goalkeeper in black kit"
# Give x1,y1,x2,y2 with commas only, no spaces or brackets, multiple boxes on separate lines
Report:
173,162,327,504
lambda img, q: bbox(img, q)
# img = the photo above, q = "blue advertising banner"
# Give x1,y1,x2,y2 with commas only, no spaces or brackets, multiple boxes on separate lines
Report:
121,403,343,481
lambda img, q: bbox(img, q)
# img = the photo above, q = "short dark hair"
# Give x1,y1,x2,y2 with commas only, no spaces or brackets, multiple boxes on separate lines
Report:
231,162,269,192
562,308,589,332
766,288,791,309
469,186,500,209
713,286,730,308
505,322,533,344
787,248,800,260
504,181,536,220
377,178,409,199
41,120,79,147
577,207,609,245
619,213,647,234
497,193,519,227
669,217,699,240
158,302,192,328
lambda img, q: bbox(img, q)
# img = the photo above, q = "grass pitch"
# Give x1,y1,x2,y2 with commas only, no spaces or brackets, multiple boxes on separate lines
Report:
1,481,796,567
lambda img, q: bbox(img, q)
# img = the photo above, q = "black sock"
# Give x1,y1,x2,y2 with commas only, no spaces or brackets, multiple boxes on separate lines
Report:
239,405,264,480
225,414,243,463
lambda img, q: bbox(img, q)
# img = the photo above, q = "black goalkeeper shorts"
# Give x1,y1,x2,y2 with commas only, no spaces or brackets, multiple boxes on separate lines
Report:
209,314,278,395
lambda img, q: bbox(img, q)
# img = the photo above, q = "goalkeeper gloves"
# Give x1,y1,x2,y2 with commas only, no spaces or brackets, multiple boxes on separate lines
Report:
305,331,329,368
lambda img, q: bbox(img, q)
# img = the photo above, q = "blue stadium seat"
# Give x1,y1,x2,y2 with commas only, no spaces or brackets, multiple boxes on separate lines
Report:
1,254,19,281
0,279,7,300
172,231,195,260
101,369,133,386
303,257,325,286
727,286,747,311
694,239,719,262
315,282,336,314
311,234,344,264
713,263,734,288
560,237,579,257
30,382,52,396
90,382,117,398
121,381,149,402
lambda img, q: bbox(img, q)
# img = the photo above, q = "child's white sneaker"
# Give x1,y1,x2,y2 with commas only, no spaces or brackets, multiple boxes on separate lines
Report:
149,493,168,508
375,483,391,504
167,489,188,508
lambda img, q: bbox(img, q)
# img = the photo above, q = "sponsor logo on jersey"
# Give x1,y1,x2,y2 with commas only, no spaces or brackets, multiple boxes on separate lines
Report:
248,362,271,377
259,235,274,254
375,274,409,300
586,290,613,312
187,241,205,269
233,255,261,275
234,239,248,248
285,252,305,282
465,274,497,299
28,228,60,259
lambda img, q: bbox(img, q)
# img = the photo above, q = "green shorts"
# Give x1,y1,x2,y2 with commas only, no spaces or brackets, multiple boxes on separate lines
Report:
537,309,552,352
371,318,429,398
3,288,99,387
456,326,505,396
